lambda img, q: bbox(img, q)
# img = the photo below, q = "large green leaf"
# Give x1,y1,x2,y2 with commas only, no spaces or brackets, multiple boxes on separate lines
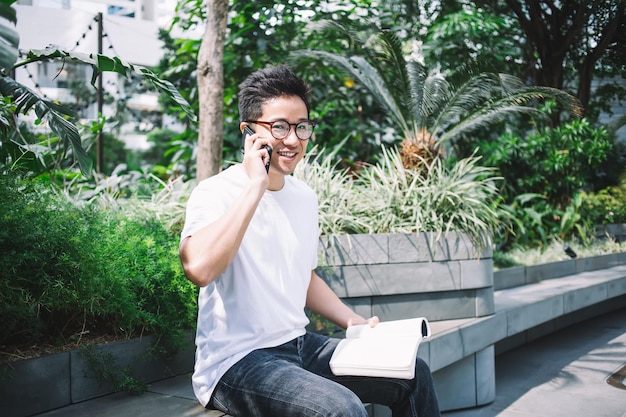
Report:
0,77,93,175
1,45,197,176
0,1,19,73
17,47,197,123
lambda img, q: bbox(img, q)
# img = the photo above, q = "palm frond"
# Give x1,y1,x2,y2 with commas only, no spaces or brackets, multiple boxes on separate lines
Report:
439,104,539,146
405,60,429,131
429,73,498,140
306,20,363,50
296,49,410,134
294,22,415,137
495,72,528,94
433,73,583,144
368,30,414,125
419,67,452,129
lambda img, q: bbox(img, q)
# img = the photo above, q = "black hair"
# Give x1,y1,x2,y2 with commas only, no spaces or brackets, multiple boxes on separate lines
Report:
238,65,311,122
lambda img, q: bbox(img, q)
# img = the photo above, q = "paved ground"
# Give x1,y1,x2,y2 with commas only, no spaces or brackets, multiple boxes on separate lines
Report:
35,308,626,417
443,307,626,417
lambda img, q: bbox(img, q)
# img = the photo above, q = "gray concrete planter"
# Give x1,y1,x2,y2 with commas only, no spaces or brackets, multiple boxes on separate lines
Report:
0,333,195,417
495,251,626,290
316,231,494,322
595,223,626,242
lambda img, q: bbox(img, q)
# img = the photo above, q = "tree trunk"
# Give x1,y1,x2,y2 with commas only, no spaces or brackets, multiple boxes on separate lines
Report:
196,0,228,181
502,0,626,118
576,2,625,112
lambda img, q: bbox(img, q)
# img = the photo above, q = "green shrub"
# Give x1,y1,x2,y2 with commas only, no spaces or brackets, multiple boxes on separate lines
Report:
481,119,612,209
296,147,501,253
87,212,197,345
0,176,197,350
580,185,626,225
295,148,372,235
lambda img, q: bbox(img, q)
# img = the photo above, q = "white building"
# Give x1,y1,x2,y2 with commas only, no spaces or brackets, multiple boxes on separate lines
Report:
14,0,183,149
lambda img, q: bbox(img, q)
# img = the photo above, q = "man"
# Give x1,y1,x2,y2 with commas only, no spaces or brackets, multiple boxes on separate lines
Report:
179,65,441,417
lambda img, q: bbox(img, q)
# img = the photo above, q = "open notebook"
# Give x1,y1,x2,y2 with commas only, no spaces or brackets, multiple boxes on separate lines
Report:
329,317,431,379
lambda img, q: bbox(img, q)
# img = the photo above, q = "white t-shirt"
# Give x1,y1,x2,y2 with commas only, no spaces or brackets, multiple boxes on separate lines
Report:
180,164,320,406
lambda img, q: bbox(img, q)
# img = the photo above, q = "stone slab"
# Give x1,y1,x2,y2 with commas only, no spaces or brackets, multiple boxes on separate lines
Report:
318,232,490,267
458,315,504,357
318,262,461,297
319,259,492,298
33,389,217,417
494,266,526,290
387,232,450,263
474,287,495,316
71,334,194,403
461,259,493,289
433,354,478,410
526,259,576,282
496,254,626,291
370,288,490,322
475,346,495,406
318,233,390,265
1,352,70,417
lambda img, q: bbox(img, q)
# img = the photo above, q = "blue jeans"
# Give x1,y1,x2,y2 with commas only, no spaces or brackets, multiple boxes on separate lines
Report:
209,332,441,417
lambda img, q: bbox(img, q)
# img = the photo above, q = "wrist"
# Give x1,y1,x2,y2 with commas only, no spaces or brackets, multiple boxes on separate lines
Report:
246,176,268,194
346,315,366,328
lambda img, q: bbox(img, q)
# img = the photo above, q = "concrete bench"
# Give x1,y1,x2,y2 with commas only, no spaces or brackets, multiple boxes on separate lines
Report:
407,262,626,412
425,262,626,370
493,262,626,352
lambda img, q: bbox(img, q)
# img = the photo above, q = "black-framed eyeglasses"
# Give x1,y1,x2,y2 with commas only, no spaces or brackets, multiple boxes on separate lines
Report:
246,119,316,140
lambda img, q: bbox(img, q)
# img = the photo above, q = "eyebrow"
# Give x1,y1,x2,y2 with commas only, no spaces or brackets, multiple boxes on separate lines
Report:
265,118,310,122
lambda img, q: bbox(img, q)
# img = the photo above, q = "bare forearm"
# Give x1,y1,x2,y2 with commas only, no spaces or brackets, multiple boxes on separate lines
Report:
180,179,266,286
306,273,365,329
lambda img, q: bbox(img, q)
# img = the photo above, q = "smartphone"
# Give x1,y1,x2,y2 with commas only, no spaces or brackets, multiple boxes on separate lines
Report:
242,125,272,173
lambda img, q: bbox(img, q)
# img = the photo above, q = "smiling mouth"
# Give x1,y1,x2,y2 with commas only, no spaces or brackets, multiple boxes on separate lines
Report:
277,151,297,158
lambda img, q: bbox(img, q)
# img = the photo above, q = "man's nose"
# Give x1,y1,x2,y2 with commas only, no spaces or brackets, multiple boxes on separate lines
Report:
283,126,300,145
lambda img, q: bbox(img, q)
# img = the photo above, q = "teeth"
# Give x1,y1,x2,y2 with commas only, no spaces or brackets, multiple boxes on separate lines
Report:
278,152,296,157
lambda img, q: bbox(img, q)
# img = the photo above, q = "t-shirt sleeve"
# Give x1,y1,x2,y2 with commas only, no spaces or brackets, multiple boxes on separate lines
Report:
180,180,228,243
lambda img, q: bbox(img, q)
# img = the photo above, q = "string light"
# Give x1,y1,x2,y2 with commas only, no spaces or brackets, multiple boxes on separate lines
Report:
20,50,48,99
71,16,98,51
19,11,171,130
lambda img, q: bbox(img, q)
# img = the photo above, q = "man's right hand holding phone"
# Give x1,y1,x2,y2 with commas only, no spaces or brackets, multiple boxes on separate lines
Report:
241,125,272,182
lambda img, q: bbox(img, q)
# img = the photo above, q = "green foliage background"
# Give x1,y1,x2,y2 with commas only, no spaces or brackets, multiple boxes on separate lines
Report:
0,177,197,350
